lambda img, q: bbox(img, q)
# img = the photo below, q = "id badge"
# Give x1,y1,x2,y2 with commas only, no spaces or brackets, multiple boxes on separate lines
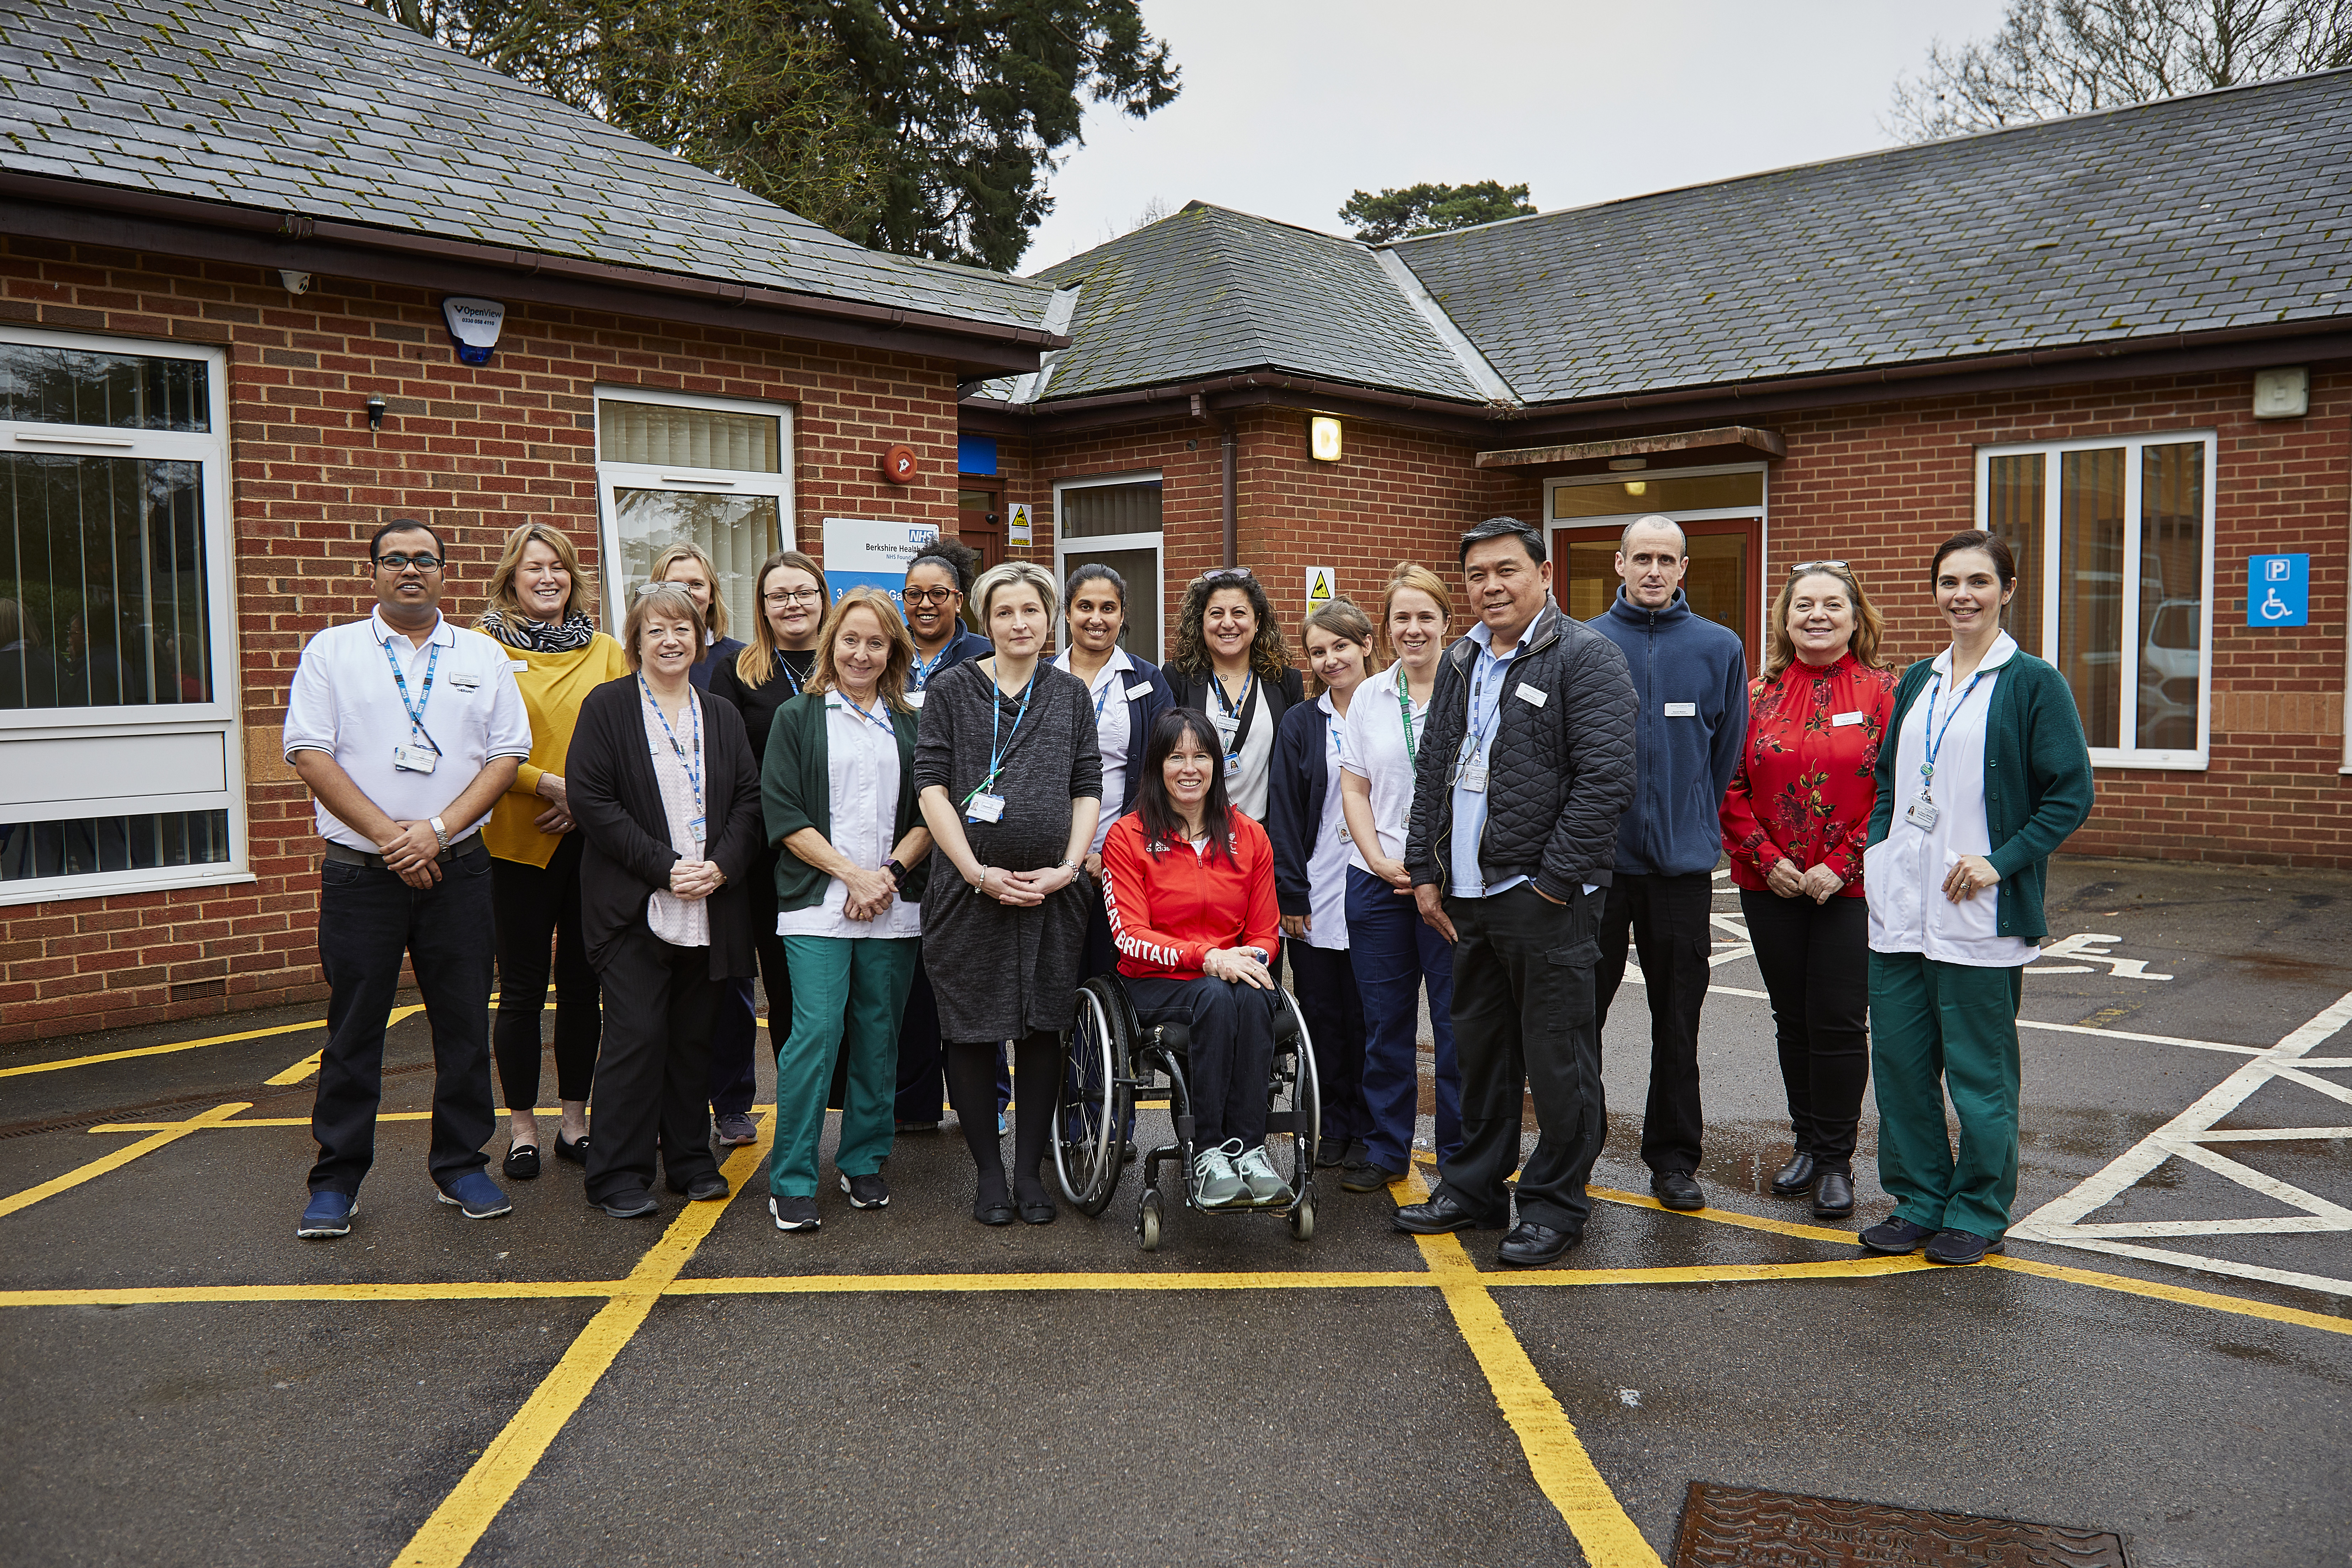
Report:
905,689,925,710
966,792,1006,824
1904,793,1939,830
1223,754,1241,778
1210,710,1240,746
688,815,706,842
1461,763,1488,793
391,743,437,774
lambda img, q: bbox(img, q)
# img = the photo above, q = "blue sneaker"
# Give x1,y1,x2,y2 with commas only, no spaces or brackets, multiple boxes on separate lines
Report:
436,1171,512,1219
298,1191,356,1238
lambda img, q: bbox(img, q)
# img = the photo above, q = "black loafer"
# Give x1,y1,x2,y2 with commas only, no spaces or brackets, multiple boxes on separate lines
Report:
973,1199,1015,1226
1650,1170,1706,1211
1769,1152,1817,1196
1018,1198,1057,1225
1496,1220,1580,1268
591,1188,657,1219
554,1131,590,1165
1924,1228,2004,1265
1391,1191,1502,1234
502,1143,540,1181
1858,1215,1935,1254
1811,1171,1855,1218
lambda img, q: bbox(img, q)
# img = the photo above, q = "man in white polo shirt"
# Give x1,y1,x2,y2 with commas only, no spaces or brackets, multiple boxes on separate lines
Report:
284,519,531,1238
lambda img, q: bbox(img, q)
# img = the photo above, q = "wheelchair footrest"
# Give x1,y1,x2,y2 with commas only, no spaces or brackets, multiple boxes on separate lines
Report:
1263,1111,1302,1134
1174,1113,1195,1147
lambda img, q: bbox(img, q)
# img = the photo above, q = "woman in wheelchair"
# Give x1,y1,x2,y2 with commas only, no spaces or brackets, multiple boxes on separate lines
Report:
1101,708,1291,1209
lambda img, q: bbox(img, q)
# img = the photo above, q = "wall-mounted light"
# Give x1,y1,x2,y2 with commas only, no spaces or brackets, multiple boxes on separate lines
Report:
278,270,312,295
365,394,387,431
1623,481,1648,497
1309,415,1343,462
440,296,508,366
1606,457,1647,472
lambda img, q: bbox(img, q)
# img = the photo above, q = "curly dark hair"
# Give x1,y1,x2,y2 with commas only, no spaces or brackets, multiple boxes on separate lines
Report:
906,535,979,595
1170,570,1292,681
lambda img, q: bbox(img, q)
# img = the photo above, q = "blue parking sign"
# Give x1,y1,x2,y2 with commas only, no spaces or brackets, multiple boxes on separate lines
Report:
2248,555,2309,627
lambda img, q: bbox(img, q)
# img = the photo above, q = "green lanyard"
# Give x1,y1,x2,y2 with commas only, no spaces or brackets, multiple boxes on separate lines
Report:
1393,663,1419,770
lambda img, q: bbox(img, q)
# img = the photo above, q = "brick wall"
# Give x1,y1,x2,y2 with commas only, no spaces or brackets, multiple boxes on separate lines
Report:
1,235,963,1044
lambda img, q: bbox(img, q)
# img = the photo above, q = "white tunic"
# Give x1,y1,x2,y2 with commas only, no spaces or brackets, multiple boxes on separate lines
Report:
1338,661,1427,872
776,692,922,941
1303,690,1351,952
641,684,710,949
1864,633,2041,968
1054,646,1133,855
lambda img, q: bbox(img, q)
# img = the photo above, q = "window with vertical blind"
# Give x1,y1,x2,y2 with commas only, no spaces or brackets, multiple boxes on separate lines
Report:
1978,432,2215,768
0,329,245,904
593,388,793,639
1052,474,1163,661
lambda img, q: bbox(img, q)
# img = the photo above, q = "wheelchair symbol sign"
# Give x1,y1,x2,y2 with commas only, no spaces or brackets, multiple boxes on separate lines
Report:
2248,555,2309,627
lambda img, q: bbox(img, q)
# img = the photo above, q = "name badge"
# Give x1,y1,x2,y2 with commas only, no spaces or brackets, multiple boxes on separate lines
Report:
1223,754,1241,778
1459,763,1488,793
1663,701,1696,717
1904,793,1940,830
966,792,1005,824
1516,682,1548,708
1124,681,1156,700
905,690,926,710
688,815,706,843
1210,710,1240,743
449,673,482,691
509,659,529,672
1832,710,1865,727
392,744,438,774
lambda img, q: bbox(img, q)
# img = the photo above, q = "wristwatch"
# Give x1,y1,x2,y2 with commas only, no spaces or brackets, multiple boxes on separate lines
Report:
429,814,450,851
884,858,906,885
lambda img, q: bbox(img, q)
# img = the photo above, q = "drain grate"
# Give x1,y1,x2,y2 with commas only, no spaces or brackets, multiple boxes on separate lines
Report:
1674,1482,2132,1567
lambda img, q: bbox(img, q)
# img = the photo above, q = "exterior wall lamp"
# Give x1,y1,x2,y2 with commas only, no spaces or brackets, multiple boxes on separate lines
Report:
1309,415,1343,462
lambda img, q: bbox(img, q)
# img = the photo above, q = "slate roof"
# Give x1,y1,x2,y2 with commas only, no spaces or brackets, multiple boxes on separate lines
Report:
0,0,1053,332
1395,67,2352,406
1011,202,1487,404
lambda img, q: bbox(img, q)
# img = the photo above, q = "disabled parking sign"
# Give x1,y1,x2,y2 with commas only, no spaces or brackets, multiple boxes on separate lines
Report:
2247,554,2309,627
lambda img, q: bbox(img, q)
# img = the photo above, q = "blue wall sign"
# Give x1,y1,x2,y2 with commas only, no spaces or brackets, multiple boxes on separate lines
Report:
2247,554,2309,628
956,435,998,476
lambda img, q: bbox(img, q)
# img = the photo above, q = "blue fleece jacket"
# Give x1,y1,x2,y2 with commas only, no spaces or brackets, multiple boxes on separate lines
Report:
1592,588,1749,877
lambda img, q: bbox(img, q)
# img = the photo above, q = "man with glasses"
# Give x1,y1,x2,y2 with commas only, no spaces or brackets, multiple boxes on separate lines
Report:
284,519,532,1238
1587,515,1748,1214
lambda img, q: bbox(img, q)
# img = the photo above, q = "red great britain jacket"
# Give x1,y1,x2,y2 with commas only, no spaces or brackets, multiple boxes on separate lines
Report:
1100,809,1281,980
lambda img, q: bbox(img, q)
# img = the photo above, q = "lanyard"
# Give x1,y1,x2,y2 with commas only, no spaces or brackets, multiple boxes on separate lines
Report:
775,653,806,697
966,671,1035,805
1918,667,1987,798
641,675,704,836
383,634,442,754
911,640,954,691
1092,672,1116,725
838,693,897,742
1393,663,1419,771
1210,669,1256,757
1458,646,1511,769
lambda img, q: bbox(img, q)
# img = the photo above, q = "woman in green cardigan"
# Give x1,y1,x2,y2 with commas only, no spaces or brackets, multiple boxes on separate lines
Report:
1859,529,2093,1266
759,589,933,1233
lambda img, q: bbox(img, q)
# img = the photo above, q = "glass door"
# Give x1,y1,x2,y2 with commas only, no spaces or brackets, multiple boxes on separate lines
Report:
1554,516,1762,667
595,392,793,636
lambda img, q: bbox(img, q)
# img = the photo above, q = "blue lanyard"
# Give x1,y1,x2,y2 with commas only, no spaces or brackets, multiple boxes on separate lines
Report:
1918,668,1987,797
966,670,1035,804
838,693,897,741
383,634,442,753
1092,672,1116,725
1210,670,1256,757
912,640,954,691
1458,646,1511,767
775,655,804,697
641,675,704,835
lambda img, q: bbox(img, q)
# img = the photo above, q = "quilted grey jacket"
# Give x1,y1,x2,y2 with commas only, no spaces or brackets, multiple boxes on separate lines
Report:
1403,599,1637,899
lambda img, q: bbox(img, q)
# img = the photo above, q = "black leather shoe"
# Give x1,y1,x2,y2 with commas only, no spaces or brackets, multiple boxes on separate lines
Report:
1924,1228,2004,1265
502,1143,540,1181
1019,1197,1057,1225
1858,1215,1935,1254
1496,1221,1580,1268
554,1131,590,1165
1391,1191,1501,1234
1650,1170,1705,1211
973,1199,1015,1226
1811,1171,1854,1217
1769,1152,1817,1196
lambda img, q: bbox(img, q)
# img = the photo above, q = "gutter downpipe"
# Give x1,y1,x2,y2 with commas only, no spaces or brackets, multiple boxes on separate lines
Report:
1221,417,1238,569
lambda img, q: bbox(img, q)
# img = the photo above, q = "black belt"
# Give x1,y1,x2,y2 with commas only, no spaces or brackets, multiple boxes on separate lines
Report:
322,833,482,871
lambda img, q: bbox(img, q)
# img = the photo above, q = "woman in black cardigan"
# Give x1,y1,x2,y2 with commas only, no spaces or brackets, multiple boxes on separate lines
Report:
1164,567,1304,823
566,583,764,1218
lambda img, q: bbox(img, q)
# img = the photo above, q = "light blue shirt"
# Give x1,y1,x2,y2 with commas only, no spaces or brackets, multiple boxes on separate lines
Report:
1448,620,1528,900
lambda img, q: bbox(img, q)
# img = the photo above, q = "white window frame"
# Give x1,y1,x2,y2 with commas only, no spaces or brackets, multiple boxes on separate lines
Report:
1544,461,1771,633
1052,469,1164,663
591,385,795,632
0,327,248,907
1974,430,2217,771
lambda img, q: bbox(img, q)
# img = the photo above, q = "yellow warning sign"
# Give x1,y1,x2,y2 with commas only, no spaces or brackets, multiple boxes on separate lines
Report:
1306,566,1335,612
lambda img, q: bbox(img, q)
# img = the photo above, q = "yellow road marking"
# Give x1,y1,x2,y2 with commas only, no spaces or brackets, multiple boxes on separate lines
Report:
1396,1168,1665,1567
1586,1183,1858,1244
0,1023,323,1078
392,1114,774,1568
0,1281,623,1308
262,1005,426,1085
0,1102,252,1220
1986,1254,2352,1338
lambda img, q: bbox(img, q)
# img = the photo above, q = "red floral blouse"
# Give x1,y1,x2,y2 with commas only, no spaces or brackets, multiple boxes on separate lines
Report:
1720,651,1899,897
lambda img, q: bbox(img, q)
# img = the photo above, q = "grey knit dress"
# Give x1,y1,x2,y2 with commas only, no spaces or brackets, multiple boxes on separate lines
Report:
913,658,1103,1042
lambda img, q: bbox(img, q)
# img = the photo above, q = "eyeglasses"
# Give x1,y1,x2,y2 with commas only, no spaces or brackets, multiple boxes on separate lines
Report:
1200,566,1253,584
903,586,958,605
765,588,824,606
1789,560,1850,575
374,553,442,573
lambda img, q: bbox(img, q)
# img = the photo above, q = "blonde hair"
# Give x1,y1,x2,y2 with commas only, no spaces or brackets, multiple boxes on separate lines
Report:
479,523,594,627
1762,563,1886,680
1300,596,1375,697
810,588,917,713
736,549,829,688
971,560,1059,628
649,541,728,641
1377,562,1452,663
621,582,705,673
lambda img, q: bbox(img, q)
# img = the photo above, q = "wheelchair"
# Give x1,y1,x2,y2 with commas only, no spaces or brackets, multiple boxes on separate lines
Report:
1053,970,1321,1251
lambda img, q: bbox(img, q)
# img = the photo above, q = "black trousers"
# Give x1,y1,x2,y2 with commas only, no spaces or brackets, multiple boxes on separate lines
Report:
1286,943,1369,1142
309,845,497,1195
490,835,602,1111
1593,870,1715,1175
1436,884,1606,1234
1127,973,1285,1147
1741,889,1871,1168
584,921,725,1203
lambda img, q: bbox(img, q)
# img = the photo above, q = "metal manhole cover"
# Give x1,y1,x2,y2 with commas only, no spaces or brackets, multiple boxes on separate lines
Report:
1674,1482,2132,1567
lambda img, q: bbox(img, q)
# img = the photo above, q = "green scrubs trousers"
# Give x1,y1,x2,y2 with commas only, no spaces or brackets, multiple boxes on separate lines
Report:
771,935,918,1200
1867,951,2025,1240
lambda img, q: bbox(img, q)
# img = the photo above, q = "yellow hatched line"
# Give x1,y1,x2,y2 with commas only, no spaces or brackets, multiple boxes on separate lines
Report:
0,1102,253,1221
0,1280,623,1308
668,1269,1430,1294
389,1114,774,1568
0,1023,324,1078
1985,1253,2352,1338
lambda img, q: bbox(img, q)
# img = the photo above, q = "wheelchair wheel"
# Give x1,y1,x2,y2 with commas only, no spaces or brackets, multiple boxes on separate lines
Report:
1264,986,1322,1205
1288,1192,1315,1241
1053,977,1132,1216
1138,1187,1163,1252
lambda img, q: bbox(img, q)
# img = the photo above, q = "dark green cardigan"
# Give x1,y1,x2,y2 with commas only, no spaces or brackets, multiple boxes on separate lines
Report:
760,690,931,913
1866,647,2094,944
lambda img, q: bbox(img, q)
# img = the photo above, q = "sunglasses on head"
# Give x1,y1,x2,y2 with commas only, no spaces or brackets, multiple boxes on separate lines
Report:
1200,566,1253,584
1789,560,1851,575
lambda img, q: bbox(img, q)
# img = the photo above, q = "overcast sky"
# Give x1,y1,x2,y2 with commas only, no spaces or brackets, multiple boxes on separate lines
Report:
1020,0,2013,271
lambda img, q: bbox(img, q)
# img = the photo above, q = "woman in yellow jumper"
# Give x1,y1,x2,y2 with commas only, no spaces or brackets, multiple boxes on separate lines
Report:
476,523,630,1179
